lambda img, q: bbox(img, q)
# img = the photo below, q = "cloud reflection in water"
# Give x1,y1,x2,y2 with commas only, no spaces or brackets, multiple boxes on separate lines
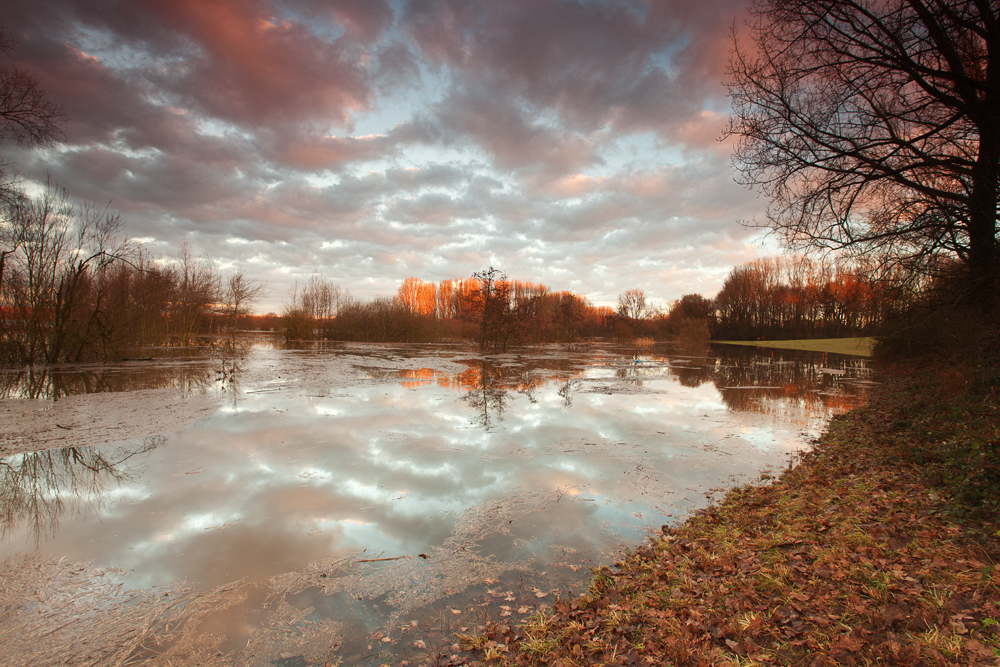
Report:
0,342,870,663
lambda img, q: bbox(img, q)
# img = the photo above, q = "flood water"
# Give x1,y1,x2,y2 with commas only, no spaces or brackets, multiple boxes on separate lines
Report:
0,341,872,666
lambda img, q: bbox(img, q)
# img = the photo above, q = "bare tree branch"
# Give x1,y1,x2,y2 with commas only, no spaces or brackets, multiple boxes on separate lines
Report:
726,0,1000,305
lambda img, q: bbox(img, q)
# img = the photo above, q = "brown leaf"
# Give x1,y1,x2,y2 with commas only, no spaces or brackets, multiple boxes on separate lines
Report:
831,633,862,654
879,604,907,627
725,639,747,657
965,639,994,658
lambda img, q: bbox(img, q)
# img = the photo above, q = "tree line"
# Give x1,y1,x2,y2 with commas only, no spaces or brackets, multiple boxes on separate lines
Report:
273,266,623,349
272,258,889,350
0,193,935,362
0,179,928,362
0,185,264,364
262,251,929,350
712,256,914,340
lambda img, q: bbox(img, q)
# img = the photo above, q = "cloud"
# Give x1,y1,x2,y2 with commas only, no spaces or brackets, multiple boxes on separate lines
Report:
0,0,774,312
286,0,395,44
406,0,744,146
4,0,380,133
433,85,601,175
143,0,373,129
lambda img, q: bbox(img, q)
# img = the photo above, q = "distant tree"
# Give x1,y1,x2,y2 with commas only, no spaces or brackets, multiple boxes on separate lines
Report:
395,276,421,315
727,0,1000,308
220,268,265,350
555,292,585,346
279,306,314,342
471,266,508,351
665,293,713,345
670,294,714,321
169,242,218,347
300,274,341,320
437,278,454,319
468,267,540,351
282,274,343,340
616,288,649,340
279,283,313,342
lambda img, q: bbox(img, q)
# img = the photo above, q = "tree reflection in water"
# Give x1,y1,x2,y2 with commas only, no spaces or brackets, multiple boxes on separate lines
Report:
669,346,871,414
0,363,213,400
397,344,869,424
462,360,541,430
0,436,161,544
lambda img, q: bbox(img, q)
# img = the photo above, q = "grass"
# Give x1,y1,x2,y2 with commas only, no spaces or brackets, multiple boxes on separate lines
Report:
712,336,875,356
455,334,1000,667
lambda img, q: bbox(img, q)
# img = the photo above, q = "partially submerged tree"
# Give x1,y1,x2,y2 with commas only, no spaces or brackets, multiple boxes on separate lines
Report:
726,0,1000,308
0,184,133,363
169,242,218,347
220,268,265,351
469,267,541,351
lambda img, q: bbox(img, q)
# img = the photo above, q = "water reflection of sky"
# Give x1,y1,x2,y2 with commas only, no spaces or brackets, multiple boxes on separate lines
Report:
0,342,871,662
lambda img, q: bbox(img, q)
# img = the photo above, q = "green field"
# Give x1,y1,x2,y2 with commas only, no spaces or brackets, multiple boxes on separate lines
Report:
712,336,875,357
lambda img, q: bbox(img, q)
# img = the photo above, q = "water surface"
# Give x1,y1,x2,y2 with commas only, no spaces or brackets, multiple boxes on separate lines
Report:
0,341,871,665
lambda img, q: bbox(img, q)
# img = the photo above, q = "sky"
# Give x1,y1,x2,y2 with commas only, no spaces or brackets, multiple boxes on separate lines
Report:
0,0,772,313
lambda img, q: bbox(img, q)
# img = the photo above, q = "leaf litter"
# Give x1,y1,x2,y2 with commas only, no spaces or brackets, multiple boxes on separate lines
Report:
456,355,1000,667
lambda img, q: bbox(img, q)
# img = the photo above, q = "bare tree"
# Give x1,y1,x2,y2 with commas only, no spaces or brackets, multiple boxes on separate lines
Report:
170,242,218,347
221,268,266,351
395,276,421,315
726,0,1000,307
0,184,132,363
616,288,648,340
0,28,62,207
470,266,537,351
300,274,341,319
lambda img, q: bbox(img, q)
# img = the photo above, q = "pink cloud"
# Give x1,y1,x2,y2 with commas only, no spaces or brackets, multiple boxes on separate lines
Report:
5,0,380,131
261,130,396,170
140,0,372,128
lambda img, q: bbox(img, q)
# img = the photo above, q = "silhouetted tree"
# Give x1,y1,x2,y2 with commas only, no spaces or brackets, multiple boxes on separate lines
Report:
0,28,62,208
727,0,1000,308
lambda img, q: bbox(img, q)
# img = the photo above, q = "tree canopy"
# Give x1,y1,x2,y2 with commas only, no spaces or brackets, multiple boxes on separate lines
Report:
726,0,1000,307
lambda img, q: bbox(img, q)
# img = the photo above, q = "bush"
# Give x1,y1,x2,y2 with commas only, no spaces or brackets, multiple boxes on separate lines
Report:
279,308,315,342
325,298,440,343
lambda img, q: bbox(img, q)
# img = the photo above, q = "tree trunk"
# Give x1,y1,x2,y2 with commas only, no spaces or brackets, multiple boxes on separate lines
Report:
968,124,1000,310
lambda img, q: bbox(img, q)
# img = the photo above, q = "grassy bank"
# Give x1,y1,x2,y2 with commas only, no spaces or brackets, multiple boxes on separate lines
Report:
712,337,875,357
459,340,999,666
